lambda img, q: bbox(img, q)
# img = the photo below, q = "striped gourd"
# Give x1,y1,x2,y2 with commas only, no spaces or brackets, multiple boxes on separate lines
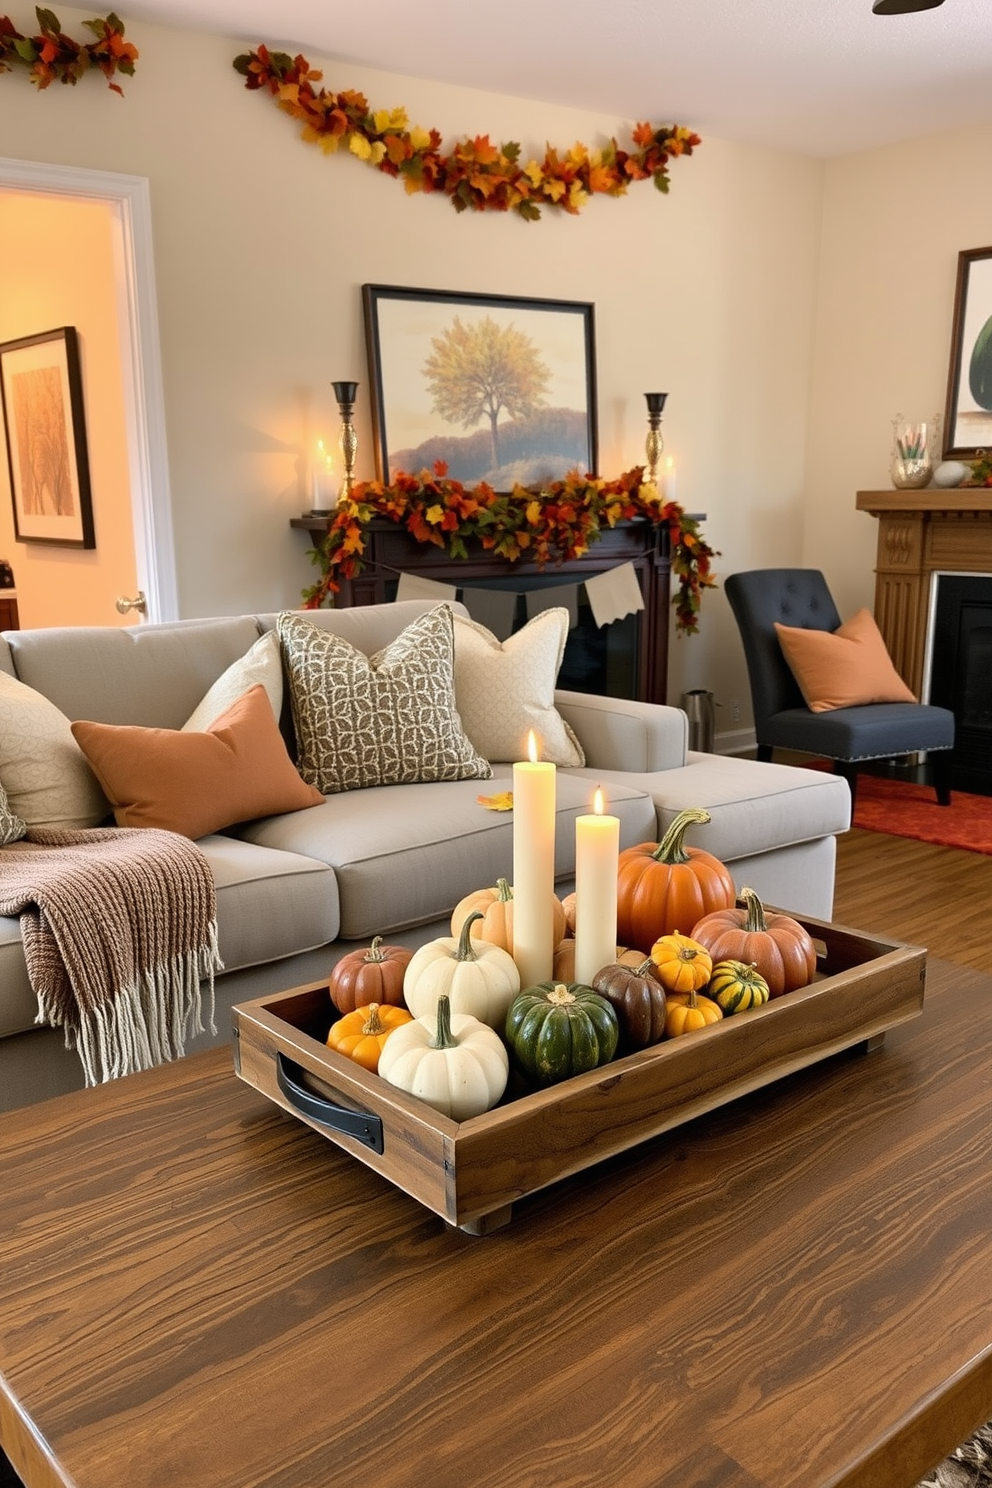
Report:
708,959,770,1014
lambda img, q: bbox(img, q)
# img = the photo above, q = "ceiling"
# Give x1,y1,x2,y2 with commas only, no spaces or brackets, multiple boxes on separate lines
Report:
117,0,992,157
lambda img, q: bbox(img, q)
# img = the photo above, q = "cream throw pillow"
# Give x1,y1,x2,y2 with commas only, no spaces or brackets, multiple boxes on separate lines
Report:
182,630,283,730
774,608,917,713
0,777,27,844
278,604,492,794
452,608,585,766
0,670,110,829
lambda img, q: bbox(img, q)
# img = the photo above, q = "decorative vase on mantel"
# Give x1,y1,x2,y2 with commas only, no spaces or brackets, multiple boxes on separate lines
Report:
889,415,937,490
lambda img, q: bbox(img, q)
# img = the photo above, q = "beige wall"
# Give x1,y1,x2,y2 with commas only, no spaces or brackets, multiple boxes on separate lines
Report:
1,5,828,724
0,192,136,628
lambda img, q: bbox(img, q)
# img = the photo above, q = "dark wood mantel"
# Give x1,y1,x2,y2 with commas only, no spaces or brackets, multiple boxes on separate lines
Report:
292,515,675,705
856,487,992,695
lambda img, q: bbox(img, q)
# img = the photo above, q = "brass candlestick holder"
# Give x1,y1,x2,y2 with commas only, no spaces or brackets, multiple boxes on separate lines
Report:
644,392,667,487
332,380,359,502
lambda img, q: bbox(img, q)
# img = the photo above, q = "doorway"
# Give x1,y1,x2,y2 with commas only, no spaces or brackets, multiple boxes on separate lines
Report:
0,157,177,627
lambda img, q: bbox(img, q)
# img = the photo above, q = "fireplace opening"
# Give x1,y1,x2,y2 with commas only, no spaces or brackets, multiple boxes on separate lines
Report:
928,574,992,797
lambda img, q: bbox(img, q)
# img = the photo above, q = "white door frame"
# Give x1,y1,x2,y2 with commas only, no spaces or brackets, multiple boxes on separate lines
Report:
0,156,178,620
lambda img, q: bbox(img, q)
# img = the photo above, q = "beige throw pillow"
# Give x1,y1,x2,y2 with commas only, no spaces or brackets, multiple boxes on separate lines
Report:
0,670,110,829
182,630,283,731
278,604,492,794
452,608,585,766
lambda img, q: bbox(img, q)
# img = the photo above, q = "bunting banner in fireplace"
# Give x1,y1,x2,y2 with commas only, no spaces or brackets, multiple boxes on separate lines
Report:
395,565,642,631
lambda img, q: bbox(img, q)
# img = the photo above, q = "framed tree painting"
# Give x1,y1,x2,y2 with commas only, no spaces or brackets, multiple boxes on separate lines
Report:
362,285,597,487
943,246,992,460
0,325,95,547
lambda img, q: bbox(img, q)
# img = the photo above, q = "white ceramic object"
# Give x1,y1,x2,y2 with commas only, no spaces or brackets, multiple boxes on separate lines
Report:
933,461,967,488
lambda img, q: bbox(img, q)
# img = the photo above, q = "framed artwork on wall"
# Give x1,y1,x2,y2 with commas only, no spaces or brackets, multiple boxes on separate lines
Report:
362,284,597,488
943,246,992,460
0,325,95,548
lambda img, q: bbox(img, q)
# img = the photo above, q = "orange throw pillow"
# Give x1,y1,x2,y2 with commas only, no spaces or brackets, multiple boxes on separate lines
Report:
774,608,917,713
71,685,324,839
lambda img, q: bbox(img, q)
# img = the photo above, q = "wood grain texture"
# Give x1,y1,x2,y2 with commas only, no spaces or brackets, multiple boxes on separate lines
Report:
1,959,989,1488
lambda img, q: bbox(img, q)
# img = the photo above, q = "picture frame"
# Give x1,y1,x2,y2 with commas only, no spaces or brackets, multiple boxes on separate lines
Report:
0,325,95,548
943,246,992,460
362,285,597,487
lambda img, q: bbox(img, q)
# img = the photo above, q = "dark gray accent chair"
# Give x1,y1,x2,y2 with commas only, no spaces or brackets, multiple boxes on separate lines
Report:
725,568,955,808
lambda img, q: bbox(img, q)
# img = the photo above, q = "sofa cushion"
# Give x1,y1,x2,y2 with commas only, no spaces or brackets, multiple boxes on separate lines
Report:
278,604,492,794
235,767,656,941
182,630,283,730
452,608,584,766
0,670,110,829
71,686,324,839
0,779,26,845
774,608,916,713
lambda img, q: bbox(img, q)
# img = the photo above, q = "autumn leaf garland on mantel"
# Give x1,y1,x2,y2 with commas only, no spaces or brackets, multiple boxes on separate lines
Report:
234,44,701,221
0,8,137,91
303,464,718,636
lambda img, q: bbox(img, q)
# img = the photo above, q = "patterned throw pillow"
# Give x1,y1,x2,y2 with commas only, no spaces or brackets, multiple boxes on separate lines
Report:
0,776,27,845
452,608,585,766
278,604,492,794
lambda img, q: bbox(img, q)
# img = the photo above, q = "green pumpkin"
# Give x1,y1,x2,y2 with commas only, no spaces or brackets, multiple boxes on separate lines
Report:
505,981,619,1086
708,959,770,1014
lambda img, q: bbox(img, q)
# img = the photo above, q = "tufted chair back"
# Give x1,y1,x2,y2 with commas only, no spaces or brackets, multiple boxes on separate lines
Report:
724,569,842,740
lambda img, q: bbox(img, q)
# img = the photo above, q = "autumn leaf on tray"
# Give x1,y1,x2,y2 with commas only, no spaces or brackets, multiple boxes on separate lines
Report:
477,791,514,812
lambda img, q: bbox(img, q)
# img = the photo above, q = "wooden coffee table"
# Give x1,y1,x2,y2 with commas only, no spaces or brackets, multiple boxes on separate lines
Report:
1,957,990,1488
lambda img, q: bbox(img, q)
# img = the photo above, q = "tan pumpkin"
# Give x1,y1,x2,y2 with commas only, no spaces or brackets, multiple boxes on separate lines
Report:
328,936,413,1015
690,886,817,998
451,879,567,954
553,940,643,983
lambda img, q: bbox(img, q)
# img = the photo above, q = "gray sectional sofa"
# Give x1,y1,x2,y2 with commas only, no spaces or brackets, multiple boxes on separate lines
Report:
0,599,851,1109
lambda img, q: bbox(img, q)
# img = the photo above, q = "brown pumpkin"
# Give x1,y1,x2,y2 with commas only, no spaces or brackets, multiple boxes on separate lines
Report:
689,886,817,998
592,957,667,1049
328,936,413,1014
451,878,567,954
615,808,737,953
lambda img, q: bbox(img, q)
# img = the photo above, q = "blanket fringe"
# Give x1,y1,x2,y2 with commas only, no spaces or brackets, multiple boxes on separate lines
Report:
39,921,222,1086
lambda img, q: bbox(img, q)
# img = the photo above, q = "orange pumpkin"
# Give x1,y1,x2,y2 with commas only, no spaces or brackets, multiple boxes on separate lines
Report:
649,931,713,995
326,1001,413,1072
451,878,567,954
689,886,817,998
328,937,413,1014
664,987,723,1038
616,808,736,953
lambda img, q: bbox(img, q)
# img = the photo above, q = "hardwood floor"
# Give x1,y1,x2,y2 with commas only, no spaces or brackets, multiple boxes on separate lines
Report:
832,828,992,970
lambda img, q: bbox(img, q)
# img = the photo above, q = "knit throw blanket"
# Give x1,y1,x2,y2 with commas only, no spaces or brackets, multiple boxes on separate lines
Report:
0,826,223,1086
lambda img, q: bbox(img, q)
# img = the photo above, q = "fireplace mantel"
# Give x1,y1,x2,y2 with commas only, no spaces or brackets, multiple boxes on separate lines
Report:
855,488,992,694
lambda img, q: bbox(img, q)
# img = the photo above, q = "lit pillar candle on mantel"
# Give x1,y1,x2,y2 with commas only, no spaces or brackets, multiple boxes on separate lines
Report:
573,786,620,986
512,730,557,988
662,455,677,504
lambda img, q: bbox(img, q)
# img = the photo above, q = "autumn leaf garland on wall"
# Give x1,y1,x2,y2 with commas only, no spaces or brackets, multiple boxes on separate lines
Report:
0,8,137,91
234,45,701,221
302,465,718,636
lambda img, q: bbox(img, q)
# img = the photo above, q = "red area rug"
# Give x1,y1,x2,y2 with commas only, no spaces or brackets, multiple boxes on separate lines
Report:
844,773,992,855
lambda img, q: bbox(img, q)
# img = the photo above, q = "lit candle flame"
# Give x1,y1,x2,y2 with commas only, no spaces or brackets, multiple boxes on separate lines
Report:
593,786,604,816
527,729,542,764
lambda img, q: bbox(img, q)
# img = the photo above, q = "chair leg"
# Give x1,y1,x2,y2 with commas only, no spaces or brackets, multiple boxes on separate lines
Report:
931,751,953,807
833,760,859,811
756,744,773,762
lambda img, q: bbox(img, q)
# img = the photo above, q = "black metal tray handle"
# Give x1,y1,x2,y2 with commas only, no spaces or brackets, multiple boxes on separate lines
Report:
276,1053,384,1154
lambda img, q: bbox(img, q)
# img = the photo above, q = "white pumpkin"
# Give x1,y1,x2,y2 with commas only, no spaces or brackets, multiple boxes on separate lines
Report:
377,995,509,1120
403,911,520,1029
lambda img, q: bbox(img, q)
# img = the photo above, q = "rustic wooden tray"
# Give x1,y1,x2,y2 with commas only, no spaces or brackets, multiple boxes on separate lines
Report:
232,914,926,1234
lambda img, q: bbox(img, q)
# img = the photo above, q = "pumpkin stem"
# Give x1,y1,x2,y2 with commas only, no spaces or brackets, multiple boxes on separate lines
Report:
433,993,457,1050
546,983,577,1007
635,957,656,977
364,936,385,963
495,878,513,902
456,912,484,962
651,807,712,865
362,1002,384,1036
740,886,769,934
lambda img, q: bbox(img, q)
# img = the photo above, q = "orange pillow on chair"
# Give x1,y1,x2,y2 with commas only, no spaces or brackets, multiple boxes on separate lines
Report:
774,608,917,713
71,685,324,839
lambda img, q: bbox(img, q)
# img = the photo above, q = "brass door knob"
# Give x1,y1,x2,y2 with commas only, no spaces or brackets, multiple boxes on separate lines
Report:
115,591,147,615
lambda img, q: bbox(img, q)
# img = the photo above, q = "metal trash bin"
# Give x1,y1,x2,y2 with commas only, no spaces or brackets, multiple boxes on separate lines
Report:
681,689,716,753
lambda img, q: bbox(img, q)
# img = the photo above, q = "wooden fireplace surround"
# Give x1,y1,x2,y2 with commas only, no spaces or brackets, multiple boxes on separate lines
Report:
855,488,992,696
